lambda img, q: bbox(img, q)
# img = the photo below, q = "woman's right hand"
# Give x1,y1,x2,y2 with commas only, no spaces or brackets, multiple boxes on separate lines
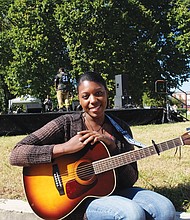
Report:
52,134,86,158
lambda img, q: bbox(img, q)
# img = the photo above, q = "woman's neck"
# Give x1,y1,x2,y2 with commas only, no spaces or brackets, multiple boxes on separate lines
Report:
83,112,105,132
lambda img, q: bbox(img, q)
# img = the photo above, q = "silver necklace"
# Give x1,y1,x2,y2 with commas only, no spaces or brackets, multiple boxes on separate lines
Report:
84,113,104,133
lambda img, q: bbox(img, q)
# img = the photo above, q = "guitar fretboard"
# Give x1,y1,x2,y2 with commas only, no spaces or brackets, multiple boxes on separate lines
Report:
93,137,183,174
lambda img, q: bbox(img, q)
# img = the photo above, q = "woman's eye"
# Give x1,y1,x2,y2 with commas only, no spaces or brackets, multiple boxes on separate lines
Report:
96,91,104,96
82,94,89,99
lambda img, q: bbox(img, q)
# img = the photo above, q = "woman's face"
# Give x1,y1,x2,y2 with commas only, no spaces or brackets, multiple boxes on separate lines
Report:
78,80,108,118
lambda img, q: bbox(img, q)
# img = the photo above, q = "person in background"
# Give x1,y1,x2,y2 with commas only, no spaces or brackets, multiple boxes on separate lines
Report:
54,67,70,111
43,95,53,112
10,71,176,220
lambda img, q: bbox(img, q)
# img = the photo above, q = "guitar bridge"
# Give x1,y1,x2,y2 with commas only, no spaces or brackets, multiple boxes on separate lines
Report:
52,164,65,195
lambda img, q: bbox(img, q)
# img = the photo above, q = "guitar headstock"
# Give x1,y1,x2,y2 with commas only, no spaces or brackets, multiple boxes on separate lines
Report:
181,130,190,146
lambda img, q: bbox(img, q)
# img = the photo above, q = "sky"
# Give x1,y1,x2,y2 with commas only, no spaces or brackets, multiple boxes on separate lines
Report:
177,80,190,92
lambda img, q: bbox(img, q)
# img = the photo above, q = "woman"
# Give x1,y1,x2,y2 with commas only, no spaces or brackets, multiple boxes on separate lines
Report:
10,71,176,220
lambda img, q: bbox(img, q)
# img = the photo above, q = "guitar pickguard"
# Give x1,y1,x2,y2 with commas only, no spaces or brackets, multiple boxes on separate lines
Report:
66,178,97,199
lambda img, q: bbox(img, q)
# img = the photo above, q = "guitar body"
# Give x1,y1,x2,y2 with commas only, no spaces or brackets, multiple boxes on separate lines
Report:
23,142,116,220
23,132,190,220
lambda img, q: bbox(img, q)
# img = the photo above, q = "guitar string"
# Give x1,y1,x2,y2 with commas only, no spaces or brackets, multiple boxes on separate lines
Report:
58,146,150,180
57,139,179,183
57,147,150,180
59,168,95,184
57,150,140,181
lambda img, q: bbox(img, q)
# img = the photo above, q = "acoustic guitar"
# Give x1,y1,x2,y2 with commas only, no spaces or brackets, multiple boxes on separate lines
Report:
23,132,190,220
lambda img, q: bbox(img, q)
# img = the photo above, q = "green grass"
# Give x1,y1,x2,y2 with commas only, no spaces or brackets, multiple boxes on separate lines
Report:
131,121,190,212
1,121,190,212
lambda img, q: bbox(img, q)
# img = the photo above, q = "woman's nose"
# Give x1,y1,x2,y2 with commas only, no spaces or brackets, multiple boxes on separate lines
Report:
89,95,97,103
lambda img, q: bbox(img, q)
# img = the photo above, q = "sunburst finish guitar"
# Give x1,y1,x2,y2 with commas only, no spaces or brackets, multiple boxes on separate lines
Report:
23,132,190,220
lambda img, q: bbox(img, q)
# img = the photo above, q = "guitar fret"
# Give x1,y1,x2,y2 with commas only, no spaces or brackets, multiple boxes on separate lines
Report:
158,138,181,153
173,138,181,148
140,149,146,158
115,155,125,167
94,145,158,174
172,139,176,149
135,151,140,160
164,141,169,150
144,146,156,157
127,151,134,163
93,137,183,175
169,140,175,150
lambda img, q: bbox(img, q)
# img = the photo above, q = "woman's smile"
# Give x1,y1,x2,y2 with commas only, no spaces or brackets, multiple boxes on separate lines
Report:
78,80,107,118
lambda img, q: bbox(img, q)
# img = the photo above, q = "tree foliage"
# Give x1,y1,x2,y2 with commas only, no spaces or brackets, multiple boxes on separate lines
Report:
55,0,190,103
7,0,70,98
0,0,14,111
0,0,189,112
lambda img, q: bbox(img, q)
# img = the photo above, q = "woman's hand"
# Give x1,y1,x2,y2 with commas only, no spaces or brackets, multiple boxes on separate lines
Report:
53,130,117,159
53,134,86,158
77,130,116,151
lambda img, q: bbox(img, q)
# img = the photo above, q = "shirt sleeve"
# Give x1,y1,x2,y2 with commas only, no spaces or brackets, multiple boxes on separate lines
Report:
9,115,67,166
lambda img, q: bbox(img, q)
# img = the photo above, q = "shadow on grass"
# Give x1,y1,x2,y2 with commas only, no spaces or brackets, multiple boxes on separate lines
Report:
153,182,190,212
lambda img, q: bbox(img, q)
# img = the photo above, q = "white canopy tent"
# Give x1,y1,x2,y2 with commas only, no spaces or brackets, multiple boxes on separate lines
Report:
8,95,42,113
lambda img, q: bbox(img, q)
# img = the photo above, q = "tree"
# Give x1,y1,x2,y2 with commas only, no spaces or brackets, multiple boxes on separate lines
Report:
0,0,14,112
55,0,190,104
0,0,189,112
5,0,70,101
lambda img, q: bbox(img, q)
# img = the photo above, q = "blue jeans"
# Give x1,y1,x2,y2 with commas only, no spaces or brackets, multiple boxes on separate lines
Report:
85,187,176,220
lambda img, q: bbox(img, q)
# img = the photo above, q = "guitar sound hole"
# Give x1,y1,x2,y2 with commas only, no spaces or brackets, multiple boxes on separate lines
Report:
76,162,95,181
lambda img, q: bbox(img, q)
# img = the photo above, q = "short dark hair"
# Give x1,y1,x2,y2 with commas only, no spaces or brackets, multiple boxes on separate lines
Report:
77,71,108,91
58,67,64,72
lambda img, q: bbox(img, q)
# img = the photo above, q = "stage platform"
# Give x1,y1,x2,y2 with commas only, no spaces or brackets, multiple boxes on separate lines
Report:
0,108,165,136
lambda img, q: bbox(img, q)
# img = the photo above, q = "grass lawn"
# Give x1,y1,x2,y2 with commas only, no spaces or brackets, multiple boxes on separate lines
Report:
1,120,190,212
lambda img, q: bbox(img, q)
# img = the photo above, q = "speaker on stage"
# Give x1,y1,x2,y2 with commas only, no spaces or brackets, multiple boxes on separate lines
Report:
26,104,42,113
114,74,128,108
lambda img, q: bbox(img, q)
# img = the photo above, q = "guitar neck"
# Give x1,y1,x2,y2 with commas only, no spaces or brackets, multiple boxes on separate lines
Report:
93,137,183,174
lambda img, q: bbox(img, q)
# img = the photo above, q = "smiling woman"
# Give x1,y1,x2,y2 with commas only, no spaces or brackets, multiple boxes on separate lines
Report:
9,71,177,220
78,80,108,131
